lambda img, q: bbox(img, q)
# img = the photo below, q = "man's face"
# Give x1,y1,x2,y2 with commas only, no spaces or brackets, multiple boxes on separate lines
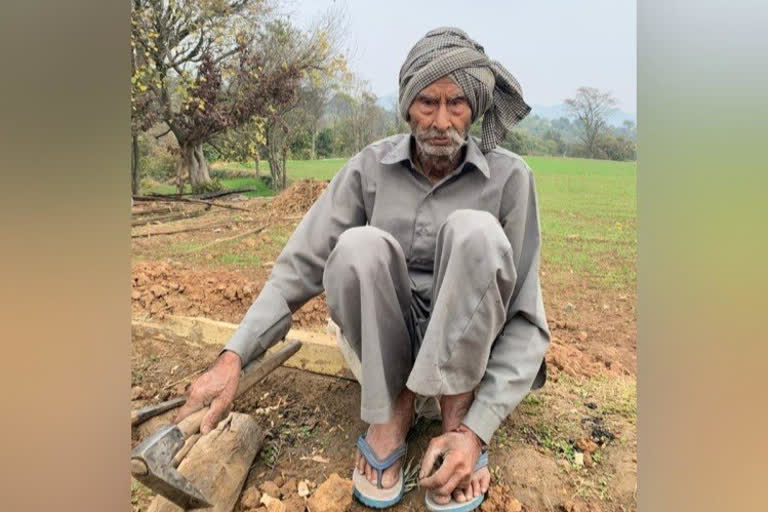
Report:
408,77,472,158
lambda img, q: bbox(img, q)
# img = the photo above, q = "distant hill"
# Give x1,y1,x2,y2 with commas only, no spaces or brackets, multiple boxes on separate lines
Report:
375,94,636,128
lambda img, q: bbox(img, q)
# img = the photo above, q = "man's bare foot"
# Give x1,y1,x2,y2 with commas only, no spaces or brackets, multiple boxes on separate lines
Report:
430,391,491,505
355,388,415,488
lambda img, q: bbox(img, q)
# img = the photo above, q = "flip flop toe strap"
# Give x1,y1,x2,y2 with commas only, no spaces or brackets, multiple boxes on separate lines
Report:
356,435,407,489
474,449,489,472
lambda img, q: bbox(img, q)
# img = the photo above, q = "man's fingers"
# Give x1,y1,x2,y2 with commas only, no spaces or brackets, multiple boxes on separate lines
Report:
420,454,455,489
422,451,472,491
435,472,465,498
419,438,446,480
200,395,231,434
173,396,204,424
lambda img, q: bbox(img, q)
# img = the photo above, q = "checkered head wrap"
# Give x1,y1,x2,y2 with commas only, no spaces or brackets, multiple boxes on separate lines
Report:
399,27,531,152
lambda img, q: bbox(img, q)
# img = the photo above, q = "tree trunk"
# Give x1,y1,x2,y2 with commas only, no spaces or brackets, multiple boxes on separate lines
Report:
266,153,284,192
253,155,260,178
131,133,140,196
191,144,212,185
311,127,317,160
265,126,286,192
281,152,287,190
179,143,212,191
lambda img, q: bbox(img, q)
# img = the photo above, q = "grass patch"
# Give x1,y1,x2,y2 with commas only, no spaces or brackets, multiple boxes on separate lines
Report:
218,252,261,267
211,154,637,290
143,176,273,197
524,422,576,463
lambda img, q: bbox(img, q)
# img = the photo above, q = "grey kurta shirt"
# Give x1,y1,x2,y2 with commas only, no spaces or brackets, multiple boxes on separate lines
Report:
225,133,550,442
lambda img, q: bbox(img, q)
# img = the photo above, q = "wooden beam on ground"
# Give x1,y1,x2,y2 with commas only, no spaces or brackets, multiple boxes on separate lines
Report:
131,208,210,227
194,226,265,251
133,206,175,216
133,195,253,212
145,412,262,512
132,315,355,380
131,219,261,239
197,187,258,200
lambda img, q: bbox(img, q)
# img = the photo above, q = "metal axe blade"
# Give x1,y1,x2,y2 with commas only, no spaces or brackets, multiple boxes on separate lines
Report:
131,425,213,509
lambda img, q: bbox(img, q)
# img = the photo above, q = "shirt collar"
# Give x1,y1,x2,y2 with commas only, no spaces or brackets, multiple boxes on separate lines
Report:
380,134,490,179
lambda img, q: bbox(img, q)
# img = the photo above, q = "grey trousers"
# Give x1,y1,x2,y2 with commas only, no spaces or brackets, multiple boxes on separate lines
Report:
322,209,517,424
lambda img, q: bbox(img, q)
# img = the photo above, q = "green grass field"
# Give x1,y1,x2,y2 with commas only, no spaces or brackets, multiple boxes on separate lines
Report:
200,156,636,289
144,176,274,197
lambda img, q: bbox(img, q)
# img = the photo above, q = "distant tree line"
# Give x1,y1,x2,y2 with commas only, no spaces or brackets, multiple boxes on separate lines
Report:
132,1,635,195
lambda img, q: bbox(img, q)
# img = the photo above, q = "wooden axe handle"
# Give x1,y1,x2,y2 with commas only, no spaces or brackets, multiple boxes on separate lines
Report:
175,340,302,438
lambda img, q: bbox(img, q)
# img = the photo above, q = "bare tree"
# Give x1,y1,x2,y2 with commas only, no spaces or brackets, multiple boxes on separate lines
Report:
564,87,618,158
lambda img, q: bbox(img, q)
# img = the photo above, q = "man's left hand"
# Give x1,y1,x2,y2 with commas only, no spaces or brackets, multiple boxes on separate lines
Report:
419,426,483,497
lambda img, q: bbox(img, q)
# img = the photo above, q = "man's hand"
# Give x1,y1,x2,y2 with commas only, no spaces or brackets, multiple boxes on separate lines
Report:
419,426,484,498
174,350,242,434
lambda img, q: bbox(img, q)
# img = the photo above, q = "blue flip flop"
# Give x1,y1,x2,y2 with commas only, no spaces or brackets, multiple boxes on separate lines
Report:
353,434,408,508
424,449,489,512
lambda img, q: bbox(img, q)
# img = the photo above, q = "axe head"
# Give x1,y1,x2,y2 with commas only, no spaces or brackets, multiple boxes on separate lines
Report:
131,424,212,509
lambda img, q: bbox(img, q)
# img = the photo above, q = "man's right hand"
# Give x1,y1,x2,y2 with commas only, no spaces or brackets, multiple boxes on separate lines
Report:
174,350,242,434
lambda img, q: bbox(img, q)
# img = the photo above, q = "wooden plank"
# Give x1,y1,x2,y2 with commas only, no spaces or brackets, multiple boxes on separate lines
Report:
132,315,355,380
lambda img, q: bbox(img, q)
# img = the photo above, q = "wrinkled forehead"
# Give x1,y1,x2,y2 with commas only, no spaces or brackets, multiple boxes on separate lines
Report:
416,76,465,98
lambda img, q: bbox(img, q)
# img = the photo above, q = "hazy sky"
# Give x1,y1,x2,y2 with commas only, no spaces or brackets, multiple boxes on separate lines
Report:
291,0,636,112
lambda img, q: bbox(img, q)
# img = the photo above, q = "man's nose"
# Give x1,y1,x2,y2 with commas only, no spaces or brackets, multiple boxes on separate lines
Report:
433,103,452,132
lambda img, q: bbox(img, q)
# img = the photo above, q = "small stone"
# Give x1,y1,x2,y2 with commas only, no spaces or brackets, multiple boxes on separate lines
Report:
282,495,305,512
578,330,588,341
574,452,584,467
267,500,287,512
306,474,353,512
130,386,144,400
565,302,575,312
224,284,238,301
150,285,168,297
131,290,141,300
297,480,310,498
559,501,583,512
259,481,281,499
506,497,523,512
576,437,598,454
280,478,298,498
583,452,594,468
241,487,262,508
585,402,598,410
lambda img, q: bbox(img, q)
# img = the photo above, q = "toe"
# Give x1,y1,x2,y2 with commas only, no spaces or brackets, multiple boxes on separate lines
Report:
453,487,466,503
432,492,451,505
480,470,491,493
471,479,480,497
364,463,373,483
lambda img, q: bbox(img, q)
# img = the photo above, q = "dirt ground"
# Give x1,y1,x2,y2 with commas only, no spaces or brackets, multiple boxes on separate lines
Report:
131,182,637,512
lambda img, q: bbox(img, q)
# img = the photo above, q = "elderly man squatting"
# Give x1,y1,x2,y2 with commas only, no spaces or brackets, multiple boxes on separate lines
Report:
174,27,550,511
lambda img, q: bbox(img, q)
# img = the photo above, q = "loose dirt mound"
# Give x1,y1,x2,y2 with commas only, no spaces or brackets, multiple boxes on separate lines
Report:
132,261,328,328
268,179,328,217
